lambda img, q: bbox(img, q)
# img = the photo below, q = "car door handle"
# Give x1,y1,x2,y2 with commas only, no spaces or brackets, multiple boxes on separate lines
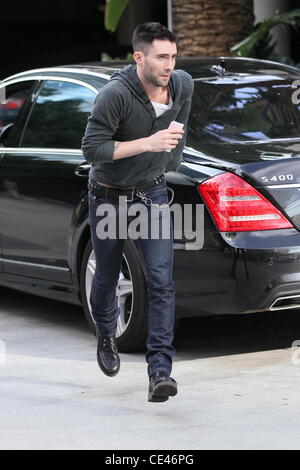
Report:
74,163,91,177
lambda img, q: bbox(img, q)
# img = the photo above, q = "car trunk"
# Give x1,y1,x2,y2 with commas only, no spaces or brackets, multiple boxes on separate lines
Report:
184,139,300,231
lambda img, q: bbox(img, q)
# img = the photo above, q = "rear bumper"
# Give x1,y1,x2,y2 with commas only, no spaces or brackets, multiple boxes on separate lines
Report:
173,228,300,318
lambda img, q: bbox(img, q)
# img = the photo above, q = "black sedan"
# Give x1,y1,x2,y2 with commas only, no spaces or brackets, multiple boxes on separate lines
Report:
1,57,300,352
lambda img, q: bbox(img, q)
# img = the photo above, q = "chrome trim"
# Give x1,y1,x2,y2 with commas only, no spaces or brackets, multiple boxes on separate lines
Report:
269,294,300,311
3,67,111,83
0,257,70,271
266,184,300,189
0,76,99,94
0,147,83,155
234,137,300,144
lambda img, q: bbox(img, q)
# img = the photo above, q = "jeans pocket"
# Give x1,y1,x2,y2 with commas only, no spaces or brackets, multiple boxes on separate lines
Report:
143,182,167,197
146,185,174,206
148,191,169,208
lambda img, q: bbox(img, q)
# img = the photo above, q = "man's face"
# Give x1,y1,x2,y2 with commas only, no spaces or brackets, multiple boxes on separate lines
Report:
136,39,177,88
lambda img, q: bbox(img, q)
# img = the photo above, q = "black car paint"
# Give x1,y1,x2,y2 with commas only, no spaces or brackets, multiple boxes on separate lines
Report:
1,57,300,318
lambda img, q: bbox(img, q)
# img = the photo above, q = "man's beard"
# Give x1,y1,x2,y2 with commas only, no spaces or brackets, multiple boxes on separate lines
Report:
143,69,168,88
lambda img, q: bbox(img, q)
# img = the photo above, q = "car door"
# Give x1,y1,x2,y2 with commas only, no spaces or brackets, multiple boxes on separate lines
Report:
0,79,39,274
0,78,98,282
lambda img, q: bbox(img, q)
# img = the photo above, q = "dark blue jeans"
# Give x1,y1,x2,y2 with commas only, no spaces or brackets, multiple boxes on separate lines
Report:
88,181,175,379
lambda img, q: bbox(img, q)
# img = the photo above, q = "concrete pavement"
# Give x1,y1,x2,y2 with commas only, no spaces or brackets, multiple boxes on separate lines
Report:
0,285,300,450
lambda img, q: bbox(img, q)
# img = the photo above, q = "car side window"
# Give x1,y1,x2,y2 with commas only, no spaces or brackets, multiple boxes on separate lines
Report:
21,80,97,149
0,80,35,145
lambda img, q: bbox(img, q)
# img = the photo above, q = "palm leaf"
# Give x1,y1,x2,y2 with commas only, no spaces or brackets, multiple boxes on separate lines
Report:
104,0,130,32
231,8,300,57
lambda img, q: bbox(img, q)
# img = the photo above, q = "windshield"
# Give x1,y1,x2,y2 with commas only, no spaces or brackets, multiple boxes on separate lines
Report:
187,79,300,146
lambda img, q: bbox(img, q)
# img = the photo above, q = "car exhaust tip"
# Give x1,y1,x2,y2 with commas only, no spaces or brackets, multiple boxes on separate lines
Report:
269,294,300,311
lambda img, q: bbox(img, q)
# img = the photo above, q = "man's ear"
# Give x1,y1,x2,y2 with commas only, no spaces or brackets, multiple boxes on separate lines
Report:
133,51,144,65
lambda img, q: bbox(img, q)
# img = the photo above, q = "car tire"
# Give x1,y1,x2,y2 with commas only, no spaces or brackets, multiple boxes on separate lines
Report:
80,238,150,352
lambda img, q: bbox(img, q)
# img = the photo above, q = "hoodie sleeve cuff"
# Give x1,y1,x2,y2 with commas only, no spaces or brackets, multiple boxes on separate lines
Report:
95,140,115,162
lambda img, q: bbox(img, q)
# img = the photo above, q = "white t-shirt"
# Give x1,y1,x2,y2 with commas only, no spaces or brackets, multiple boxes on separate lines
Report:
151,95,173,117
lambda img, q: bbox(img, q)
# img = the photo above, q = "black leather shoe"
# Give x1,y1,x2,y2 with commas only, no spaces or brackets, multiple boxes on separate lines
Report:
148,372,178,402
96,332,120,377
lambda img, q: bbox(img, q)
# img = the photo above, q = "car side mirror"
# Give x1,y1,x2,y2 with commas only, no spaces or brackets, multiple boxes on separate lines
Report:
0,122,14,144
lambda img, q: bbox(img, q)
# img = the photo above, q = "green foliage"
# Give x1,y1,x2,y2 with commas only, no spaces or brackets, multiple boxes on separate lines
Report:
100,52,133,62
104,0,130,32
230,9,300,68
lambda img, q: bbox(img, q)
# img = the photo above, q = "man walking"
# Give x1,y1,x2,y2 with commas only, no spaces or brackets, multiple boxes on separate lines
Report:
81,22,193,402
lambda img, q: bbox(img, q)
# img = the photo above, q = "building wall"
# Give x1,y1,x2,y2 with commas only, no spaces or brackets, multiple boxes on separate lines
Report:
253,0,291,58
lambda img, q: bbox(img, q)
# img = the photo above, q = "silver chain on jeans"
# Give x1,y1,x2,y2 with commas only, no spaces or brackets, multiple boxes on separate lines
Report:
135,186,174,207
135,191,152,206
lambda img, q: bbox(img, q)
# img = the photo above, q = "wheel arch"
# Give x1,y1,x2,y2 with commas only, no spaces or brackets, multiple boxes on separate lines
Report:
73,223,91,302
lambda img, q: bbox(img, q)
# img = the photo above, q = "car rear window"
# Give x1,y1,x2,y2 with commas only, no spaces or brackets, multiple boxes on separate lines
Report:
187,78,300,146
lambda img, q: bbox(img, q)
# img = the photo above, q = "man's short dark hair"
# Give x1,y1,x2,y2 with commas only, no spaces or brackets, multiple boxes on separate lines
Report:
132,22,176,54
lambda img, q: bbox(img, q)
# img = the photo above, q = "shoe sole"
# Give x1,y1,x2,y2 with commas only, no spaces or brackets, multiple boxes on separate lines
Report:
148,380,177,402
148,394,169,403
154,382,178,397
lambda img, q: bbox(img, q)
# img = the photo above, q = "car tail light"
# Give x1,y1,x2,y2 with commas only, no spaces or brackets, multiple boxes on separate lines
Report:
0,98,23,110
198,172,293,232
0,102,17,109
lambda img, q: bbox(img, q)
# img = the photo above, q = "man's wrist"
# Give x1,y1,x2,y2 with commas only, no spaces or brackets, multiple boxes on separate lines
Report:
112,137,152,160
140,137,151,152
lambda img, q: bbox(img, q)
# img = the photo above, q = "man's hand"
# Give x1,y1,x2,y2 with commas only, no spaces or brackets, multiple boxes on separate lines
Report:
145,129,184,152
112,128,184,160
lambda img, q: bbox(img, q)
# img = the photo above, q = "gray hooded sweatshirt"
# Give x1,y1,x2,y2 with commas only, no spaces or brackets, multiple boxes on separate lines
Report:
81,64,194,189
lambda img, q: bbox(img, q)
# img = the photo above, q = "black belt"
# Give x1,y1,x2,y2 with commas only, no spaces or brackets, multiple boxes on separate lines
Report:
88,174,166,202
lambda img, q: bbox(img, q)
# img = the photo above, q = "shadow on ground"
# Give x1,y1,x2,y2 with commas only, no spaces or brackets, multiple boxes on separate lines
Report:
1,285,300,360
